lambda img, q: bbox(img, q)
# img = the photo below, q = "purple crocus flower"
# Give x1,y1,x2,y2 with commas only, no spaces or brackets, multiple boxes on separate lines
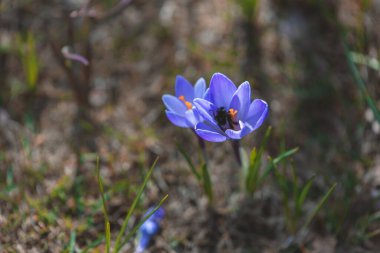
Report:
193,73,268,142
135,207,165,253
162,76,206,128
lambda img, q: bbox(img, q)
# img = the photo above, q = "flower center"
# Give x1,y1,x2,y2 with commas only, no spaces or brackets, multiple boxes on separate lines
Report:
215,107,239,131
178,95,193,110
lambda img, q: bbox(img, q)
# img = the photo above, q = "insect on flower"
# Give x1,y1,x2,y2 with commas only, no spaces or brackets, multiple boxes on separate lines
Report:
214,107,239,130
193,72,269,142
162,76,207,128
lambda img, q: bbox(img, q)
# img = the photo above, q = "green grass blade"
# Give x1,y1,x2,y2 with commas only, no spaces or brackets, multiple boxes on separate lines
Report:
350,52,380,70
248,126,272,193
68,230,76,253
272,147,299,165
113,157,159,253
119,194,169,250
296,175,316,216
80,237,104,253
290,163,298,207
258,147,299,186
237,0,259,20
25,32,38,90
257,126,272,156
368,211,380,223
106,221,111,252
240,147,249,178
18,32,38,91
272,159,290,194
345,44,380,122
240,147,249,190
271,159,295,233
177,143,201,181
366,228,380,239
245,126,272,193
245,147,258,192
303,182,337,230
96,156,111,253
201,163,213,203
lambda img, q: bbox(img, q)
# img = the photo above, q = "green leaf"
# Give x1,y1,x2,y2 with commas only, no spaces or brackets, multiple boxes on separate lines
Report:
237,0,259,20
113,157,159,253
304,182,337,230
18,32,39,91
25,32,38,90
350,52,379,70
240,146,249,176
345,44,380,122
177,143,201,181
272,147,299,165
245,126,272,193
368,211,380,223
106,221,111,252
201,163,213,203
80,237,104,253
5,167,17,193
240,147,249,189
296,175,316,216
365,228,380,239
245,147,258,192
68,230,76,253
259,147,299,186
272,159,290,194
119,194,169,250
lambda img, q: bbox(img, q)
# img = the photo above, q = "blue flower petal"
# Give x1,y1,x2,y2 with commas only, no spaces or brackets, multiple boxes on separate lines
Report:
203,88,211,100
246,99,269,131
195,122,227,142
229,95,241,116
162,94,187,116
150,207,165,221
185,109,201,127
231,81,251,120
225,123,253,139
193,98,219,127
175,75,194,101
141,220,160,235
166,111,189,127
209,73,237,108
137,233,151,253
137,206,164,253
194,78,206,98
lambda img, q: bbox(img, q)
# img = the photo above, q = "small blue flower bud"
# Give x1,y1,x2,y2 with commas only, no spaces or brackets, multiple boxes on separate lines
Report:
135,207,164,253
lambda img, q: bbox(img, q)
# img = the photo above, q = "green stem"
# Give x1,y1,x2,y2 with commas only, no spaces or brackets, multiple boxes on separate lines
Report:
192,129,208,165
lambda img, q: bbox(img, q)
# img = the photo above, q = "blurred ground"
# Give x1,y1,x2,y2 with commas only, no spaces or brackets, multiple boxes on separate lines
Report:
1,0,380,252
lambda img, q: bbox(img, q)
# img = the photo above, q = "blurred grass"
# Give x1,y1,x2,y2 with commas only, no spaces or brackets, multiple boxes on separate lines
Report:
235,0,259,21
0,0,380,252
18,32,39,92
345,44,380,123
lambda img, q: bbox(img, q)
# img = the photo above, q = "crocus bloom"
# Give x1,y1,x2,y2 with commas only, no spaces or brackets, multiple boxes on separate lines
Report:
193,73,268,142
135,207,165,253
162,76,206,128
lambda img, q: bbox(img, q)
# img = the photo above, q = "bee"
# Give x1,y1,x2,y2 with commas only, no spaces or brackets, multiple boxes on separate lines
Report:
215,107,238,130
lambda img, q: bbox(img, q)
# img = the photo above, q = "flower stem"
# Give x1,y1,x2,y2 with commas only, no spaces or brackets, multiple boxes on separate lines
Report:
192,129,208,164
231,140,242,167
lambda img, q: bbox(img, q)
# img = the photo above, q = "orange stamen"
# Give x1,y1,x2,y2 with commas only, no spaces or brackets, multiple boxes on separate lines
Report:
229,108,238,121
178,95,193,110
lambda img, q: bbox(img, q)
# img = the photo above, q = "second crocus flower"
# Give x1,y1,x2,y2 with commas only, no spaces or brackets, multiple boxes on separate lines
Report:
135,207,165,253
162,76,206,128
